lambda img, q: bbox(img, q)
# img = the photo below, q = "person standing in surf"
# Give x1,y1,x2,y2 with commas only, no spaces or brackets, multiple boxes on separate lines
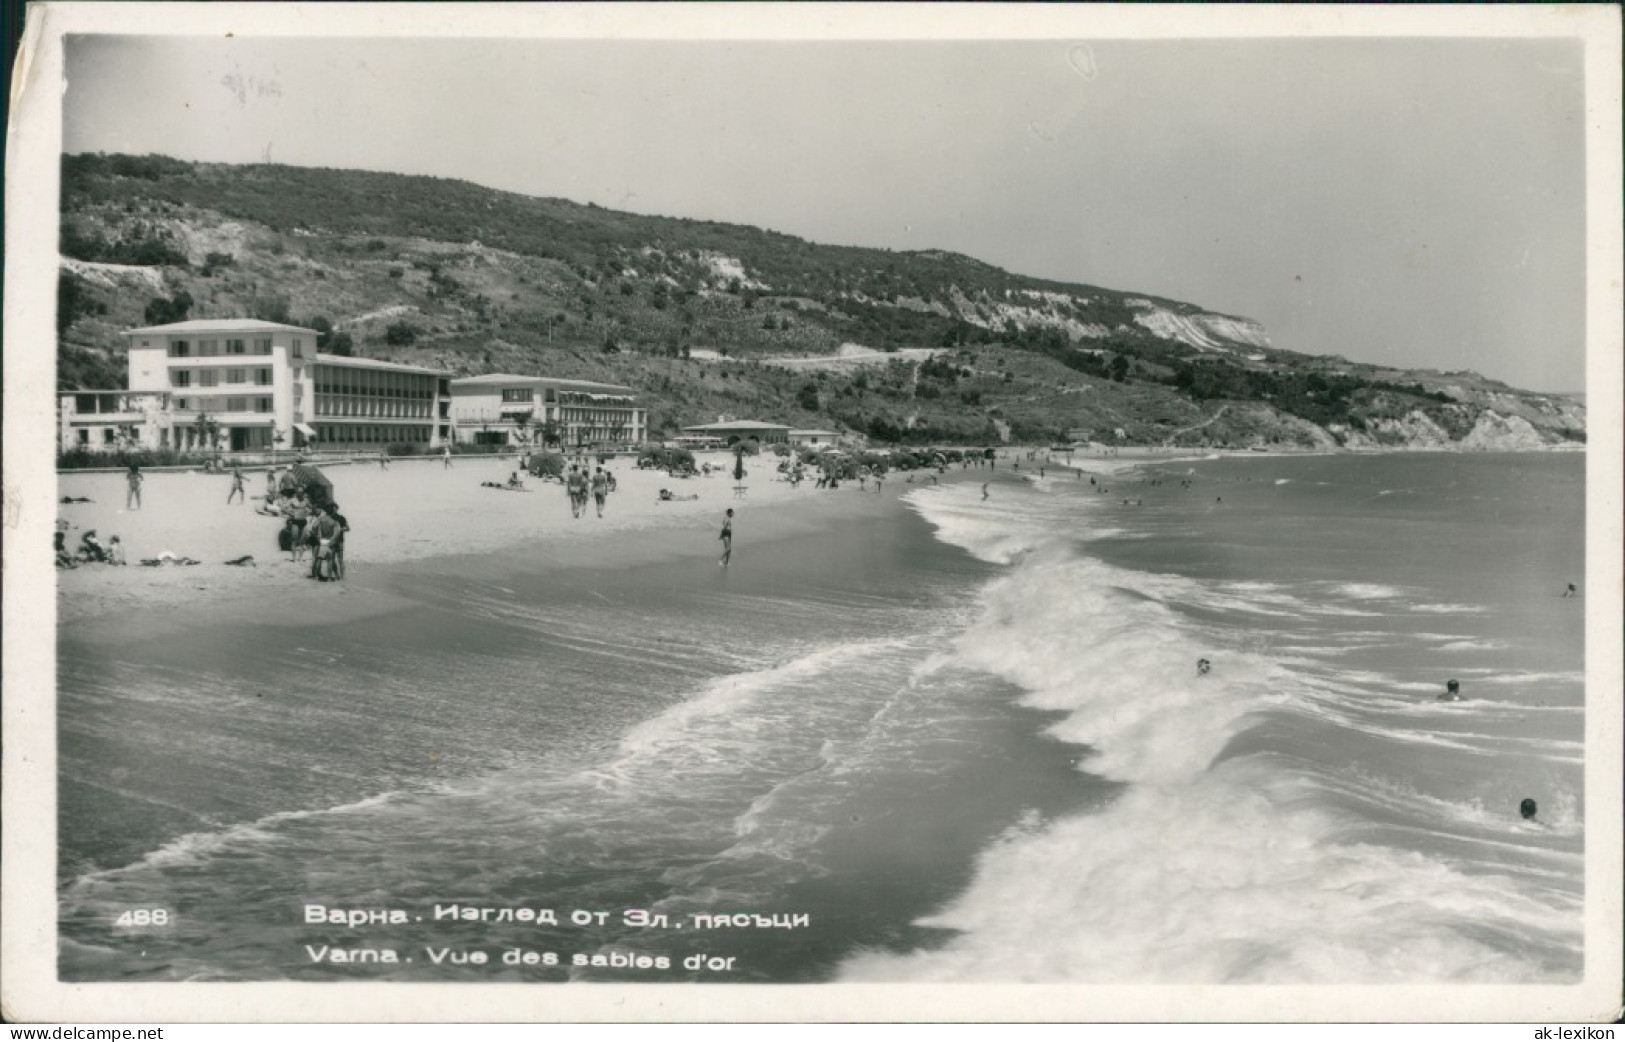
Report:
591,466,610,518
718,508,734,566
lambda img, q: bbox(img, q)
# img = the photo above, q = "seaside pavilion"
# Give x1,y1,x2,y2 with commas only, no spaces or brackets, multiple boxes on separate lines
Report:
677,420,793,447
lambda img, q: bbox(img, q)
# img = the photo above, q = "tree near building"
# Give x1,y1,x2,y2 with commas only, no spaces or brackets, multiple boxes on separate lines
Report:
192,411,222,461
144,291,194,326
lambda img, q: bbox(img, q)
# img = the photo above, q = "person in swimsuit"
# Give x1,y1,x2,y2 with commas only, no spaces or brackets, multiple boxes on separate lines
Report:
126,465,143,510
591,467,610,518
227,466,247,504
719,508,734,566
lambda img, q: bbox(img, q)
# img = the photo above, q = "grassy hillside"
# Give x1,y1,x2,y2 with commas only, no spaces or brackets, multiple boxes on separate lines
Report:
56,153,1585,448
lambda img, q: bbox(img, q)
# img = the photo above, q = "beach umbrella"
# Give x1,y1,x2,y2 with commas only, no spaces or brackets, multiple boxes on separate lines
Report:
288,461,334,508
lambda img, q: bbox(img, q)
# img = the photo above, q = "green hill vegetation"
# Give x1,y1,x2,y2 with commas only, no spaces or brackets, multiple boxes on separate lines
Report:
56,153,1585,448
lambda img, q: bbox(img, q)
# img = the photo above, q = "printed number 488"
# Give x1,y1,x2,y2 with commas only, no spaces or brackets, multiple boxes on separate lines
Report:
115,909,170,927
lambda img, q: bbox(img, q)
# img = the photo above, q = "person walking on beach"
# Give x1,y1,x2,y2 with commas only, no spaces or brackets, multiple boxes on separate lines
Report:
442,445,453,469
567,466,588,518
719,508,734,566
591,466,610,518
981,483,989,501
227,466,247,505
379,451,390,471
126,464,143,510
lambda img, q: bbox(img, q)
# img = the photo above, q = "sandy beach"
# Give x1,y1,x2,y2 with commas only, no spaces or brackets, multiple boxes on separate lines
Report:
54,452,989,629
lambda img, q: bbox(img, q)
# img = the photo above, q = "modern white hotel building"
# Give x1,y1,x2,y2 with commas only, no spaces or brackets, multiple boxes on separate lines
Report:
59,319,453,454
449,374,647,449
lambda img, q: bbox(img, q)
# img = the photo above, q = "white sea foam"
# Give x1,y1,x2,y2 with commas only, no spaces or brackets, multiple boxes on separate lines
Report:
859,479,1585,983
840,759,1578,983
1329,583,1409,601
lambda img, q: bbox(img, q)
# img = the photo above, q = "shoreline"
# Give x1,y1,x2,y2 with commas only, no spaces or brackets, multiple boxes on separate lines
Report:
55,454,995,640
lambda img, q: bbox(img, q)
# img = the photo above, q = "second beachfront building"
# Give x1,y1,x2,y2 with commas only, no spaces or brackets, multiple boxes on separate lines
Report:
449,374,648,450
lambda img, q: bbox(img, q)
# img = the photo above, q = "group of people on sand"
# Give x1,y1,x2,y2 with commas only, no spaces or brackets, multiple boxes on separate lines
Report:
55,524,125,568
277,499,349,580
482,472,529,491
565,465,616,519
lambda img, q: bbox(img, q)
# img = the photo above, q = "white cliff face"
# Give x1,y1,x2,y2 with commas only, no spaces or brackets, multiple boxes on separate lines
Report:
1459,411,1552,451
1329,409,1573,451
943,287,1114,340
1131,307,1272,352
60,257,167,291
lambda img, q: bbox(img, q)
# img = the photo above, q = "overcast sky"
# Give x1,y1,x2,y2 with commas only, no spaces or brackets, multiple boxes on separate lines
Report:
63,33,1588,392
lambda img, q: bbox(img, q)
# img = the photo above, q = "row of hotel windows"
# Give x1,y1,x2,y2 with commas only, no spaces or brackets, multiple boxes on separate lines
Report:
171,368,274,388
558,407,645,426
311,425,433,444
172,396,276,414
314,397,434,419
499,388,636,405
167,338,304,357
315,378,438,399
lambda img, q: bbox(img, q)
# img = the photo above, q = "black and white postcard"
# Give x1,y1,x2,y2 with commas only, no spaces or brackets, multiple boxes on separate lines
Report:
4,2,1621,1025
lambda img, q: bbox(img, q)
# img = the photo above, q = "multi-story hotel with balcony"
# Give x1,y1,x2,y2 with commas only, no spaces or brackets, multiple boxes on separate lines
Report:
72,319,454,454
449,374,647,449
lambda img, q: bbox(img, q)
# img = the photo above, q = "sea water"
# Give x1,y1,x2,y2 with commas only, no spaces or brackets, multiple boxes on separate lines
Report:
56,453,1584,983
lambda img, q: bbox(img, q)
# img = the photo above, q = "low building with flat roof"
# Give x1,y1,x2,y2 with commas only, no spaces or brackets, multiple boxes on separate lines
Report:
57,390,176,453
678,420,793,447
788,428,842,448
450,374,647,449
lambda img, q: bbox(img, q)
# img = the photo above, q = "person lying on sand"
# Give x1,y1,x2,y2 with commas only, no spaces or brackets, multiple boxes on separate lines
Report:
658,488,699,502
139,552,201,567
59,496,93,504
224,555,256,567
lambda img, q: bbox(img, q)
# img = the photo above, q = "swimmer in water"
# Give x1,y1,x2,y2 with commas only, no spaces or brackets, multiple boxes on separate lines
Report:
1563,582,1578,598
1437,678,1463,702
1519,798,1539,822
1196,658,1211,677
